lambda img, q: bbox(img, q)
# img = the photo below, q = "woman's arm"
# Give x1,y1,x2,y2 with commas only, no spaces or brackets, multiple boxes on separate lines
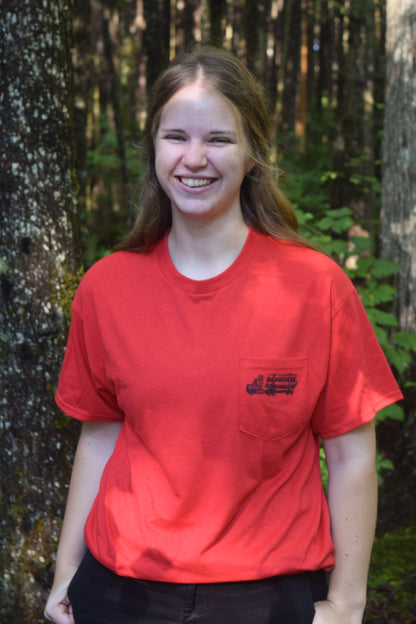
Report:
44,420,122,624
313,420,378,624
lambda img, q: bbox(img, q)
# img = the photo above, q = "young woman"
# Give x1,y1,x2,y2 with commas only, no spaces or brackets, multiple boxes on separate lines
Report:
44,48,402,624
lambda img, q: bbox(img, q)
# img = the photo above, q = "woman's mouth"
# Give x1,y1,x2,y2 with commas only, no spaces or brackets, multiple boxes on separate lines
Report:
179,177,216,188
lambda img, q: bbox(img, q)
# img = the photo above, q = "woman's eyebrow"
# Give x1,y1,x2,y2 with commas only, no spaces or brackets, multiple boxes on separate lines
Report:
159,128,237,138
208,130,236,135
159,127,186,133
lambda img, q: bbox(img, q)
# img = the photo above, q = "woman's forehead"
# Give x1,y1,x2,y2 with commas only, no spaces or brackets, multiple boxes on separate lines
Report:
158,81,247,136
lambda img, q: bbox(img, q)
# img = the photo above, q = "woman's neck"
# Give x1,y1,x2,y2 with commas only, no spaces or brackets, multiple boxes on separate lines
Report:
167,216,249,280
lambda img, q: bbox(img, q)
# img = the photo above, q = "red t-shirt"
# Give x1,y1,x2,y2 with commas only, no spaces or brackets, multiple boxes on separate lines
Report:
56,229,402,582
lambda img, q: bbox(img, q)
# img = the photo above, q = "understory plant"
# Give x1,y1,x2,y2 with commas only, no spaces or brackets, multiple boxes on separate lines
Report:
280,131,415,487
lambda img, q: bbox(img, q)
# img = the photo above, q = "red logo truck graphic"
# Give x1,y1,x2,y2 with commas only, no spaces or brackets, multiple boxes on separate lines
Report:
246,373,298,396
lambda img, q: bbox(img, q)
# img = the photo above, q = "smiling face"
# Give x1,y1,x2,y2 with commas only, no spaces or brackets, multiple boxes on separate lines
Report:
154,80,252,226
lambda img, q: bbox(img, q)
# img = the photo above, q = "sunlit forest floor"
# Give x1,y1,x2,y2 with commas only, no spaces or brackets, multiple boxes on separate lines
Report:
365,525,416,623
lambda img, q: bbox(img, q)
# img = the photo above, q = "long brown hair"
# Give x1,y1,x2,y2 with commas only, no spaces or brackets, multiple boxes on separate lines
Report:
116,47,309,252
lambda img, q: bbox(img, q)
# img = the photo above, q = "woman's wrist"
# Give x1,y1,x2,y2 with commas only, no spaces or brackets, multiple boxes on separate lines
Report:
325,591,366,618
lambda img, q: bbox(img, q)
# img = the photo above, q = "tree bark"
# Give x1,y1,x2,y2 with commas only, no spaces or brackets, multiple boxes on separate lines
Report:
262,0,280,108
72,0,93,214
209,0,227,46
102,10,130,203
377,0,416,535
143,0,170,92
244,0,264,76
381,0,416,333
330,0,378,224
316,0,333,113
0,1,80,621
280,0,302,134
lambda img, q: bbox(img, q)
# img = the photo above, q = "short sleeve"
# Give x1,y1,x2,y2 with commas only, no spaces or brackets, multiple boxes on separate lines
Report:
311,282,403,439
55,287,125,422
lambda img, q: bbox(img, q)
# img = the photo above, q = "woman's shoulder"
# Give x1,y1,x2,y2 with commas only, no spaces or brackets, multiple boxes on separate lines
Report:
252,232,358,312
256,233,350,281
74,247,160,305
85,247,158,280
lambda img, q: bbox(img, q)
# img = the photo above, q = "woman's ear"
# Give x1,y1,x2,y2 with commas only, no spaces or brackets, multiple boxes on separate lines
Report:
245,158,255,174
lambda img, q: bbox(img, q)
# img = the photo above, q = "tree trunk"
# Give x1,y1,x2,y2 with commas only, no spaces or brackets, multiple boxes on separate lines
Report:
72,0,93,215
304,0,315,118
209,0,227,46
280,0,302,134
377,0,416,534
183,0,196,49
381,0,416,333
316,0,333,114
143,0,170,92
330,0,377,223
244,0,264,76
102,10,130,203
0,1,80,622
231,0,243,56
262,0,279,107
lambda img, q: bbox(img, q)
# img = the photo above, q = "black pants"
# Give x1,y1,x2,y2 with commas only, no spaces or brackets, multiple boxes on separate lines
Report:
68,550,327,624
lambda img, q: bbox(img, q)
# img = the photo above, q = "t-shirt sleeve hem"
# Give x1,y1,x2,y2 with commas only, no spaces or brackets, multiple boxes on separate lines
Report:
319,389,403,440
55,390,125,423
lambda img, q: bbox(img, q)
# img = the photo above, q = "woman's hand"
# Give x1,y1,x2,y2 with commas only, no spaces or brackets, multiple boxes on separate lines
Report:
44,422,122,623
313,599,363,624
44,580,75,624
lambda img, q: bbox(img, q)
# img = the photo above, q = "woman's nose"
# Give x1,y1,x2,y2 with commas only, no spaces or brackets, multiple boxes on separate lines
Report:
182,141,208,169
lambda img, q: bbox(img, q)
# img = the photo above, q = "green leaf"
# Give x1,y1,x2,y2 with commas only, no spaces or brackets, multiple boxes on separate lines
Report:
394,331,416,351
316,216,333,231
370,258,401,278
372,325,389,349
355,256,401,279
376,403,404,424
388,348,412,374
375,454,395,484
329,239,349,257
328,207,353,218
367,308,399,327
361,283,397,306
371,283,397,303
349,235,372,254
316,214,354,234
320,170,340,182
296,210,315,226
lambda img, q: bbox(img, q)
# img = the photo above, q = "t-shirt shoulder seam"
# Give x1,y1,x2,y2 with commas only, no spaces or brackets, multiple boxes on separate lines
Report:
318,389,403,439
331,281,356,320
55,390,124,423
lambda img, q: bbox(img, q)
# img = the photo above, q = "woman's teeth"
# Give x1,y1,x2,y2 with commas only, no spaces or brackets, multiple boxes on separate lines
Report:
180,177,214,188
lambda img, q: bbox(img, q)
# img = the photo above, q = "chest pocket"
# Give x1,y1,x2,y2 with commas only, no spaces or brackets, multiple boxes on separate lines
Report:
239,357,309,441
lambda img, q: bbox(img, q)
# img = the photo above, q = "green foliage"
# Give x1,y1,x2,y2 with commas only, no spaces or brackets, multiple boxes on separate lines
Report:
282,127,413,490
283,131,415,382
87,114,142,178
366,525,416,623
319,447,328,492
83,115,146,266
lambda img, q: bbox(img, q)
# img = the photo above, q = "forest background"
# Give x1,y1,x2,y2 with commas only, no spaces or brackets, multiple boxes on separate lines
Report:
0,0,415,622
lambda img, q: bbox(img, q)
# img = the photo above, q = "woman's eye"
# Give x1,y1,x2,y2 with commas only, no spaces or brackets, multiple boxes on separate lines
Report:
165,134,185,141
210,137,231,144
